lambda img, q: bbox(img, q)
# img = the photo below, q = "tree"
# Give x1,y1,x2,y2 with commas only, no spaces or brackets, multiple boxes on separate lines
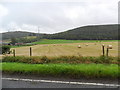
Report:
11,37,17,45
1,45,11,54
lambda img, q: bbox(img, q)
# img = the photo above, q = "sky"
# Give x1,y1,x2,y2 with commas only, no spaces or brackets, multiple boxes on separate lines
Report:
0,0,119,34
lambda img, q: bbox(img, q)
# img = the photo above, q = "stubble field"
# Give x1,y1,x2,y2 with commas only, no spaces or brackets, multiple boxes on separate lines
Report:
10,41,118,57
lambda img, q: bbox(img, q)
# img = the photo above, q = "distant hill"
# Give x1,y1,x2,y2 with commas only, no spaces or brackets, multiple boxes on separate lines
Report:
1,31,39,40
1,24,119,40
42,24,118,40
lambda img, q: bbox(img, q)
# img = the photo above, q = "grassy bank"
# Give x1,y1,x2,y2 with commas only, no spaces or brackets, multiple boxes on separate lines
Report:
1,62,119,79
2,56,119,64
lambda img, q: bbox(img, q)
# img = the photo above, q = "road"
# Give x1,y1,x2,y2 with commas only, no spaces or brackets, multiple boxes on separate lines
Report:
2,74,120,88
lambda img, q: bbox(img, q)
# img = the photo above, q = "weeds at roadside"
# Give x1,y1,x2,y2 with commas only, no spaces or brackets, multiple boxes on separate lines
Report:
2,55,119,64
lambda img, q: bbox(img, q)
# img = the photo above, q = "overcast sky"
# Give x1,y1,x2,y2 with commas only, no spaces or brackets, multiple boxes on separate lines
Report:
0,0,119,34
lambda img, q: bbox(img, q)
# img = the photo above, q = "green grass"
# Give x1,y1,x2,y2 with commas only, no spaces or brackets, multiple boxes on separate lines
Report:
1,62,119,79
32,39,118,45
11,44,33,48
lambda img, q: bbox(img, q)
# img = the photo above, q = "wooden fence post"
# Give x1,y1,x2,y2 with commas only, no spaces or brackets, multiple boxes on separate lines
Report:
106,45,112,57
102,44,105,56
106,48,109,57
30,47,32,56
13,49,15,57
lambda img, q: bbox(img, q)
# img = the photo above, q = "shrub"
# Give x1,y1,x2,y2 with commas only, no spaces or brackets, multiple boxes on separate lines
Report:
1,45,11,54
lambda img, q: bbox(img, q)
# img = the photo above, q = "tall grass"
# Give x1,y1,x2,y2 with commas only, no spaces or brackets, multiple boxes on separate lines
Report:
2,56,119,64
2,62,119,79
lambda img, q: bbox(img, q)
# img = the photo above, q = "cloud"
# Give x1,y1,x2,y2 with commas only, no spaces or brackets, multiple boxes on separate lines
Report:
0,4,8,17
0,4,9,26
0,1,118,33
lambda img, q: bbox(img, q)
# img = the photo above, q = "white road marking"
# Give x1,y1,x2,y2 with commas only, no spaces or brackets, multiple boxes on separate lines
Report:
2,78,120,87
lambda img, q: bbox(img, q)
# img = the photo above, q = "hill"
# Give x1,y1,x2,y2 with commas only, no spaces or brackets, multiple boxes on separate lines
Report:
1,31,39,40
1,24,119,40
42,24,118,40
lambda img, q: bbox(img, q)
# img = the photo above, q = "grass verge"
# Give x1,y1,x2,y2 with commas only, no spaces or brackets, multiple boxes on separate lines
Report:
2,56,119,64
1,62,119,79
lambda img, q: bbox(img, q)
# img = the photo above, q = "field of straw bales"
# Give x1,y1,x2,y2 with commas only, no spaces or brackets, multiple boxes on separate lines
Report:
9,41,118,57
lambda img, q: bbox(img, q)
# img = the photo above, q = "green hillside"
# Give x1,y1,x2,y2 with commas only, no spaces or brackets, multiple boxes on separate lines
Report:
1,31,38,40
43,24,118,40
1,24,119,40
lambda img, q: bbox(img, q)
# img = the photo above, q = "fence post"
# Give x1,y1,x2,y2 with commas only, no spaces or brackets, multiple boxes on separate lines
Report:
106,48,109,57
30,47,32,56
13,49,15,57
106,45,112,57
102,44,105,56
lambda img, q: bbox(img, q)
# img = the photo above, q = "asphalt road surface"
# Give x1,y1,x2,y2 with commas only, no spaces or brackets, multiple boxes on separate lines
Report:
2,74,120,88
2,79,119,88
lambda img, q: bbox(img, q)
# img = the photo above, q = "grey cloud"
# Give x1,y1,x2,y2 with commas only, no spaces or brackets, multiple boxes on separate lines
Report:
0,1,118,33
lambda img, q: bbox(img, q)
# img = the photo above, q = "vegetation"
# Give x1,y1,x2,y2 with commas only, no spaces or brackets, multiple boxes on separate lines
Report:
1,45,11,54
1,24,119,40
1,40,118,79
2,62,119,79
1,25,118,79
32,39,117,44
10,37,17,45
10,36,40,44
2,56,119,64
44,24,118,40
1,31,37,40
10,44,34,48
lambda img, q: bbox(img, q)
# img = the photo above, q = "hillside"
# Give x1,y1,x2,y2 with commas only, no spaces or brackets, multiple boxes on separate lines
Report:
1,31,40,40
1,24,119,40
42,24,118,40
